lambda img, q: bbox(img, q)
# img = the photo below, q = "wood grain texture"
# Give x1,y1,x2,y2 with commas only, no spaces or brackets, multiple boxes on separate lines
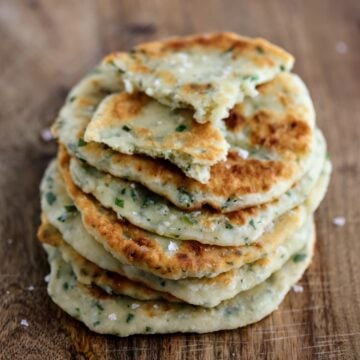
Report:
0,0,359,359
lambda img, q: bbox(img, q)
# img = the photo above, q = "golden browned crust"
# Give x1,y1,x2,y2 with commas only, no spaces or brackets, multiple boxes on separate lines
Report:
38,219,180,302
57,146,304,279
105,32,293,66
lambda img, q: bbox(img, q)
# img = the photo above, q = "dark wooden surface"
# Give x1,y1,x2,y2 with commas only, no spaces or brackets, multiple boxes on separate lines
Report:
0,0,359,359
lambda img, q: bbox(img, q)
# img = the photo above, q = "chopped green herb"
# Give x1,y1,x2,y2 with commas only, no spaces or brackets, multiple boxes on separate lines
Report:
280,64,286,71
249,219,256,230
62,282,69,290
292,253,307,263
126,313,134,323
69,96,76,102
285,191,292,197
120,188,126,195
224,46,235,54
175,124,187,132
256,46,264,54
95,302,104,312
115,198,124,208
57,213,68,222
182,214,197,225
93,320,101,326
78,139,87,147
250,74,259,81
141,194,157,208
177,187,194,206
145,326,152,332
130,188,138,201
326,152,331,160
122,125,131,132
46,192,57,205
225,222,233,229
65,205,77,212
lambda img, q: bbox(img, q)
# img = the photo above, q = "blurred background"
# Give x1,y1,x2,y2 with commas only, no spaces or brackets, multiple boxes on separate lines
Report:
0,0,359,358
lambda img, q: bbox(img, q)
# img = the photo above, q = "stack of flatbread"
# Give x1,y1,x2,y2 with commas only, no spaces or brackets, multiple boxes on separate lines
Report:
38,33,331,336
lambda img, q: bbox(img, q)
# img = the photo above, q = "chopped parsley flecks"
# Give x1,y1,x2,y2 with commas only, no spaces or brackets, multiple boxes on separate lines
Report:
93,320,101,327
256,46,265,54
126,313,135,323
182,214,197,225
249,219,256,230
141,194,157,209
130,188,138,201
177,187,194,206
46,192,57,205
225,222,233,230
122,125,131,132
224,46,236,54
145,326,152,332
69,96,77,102
57,213,68,223
78,139,87,147
280,64,286,72
62,282,69,290
292,253,307,263
175,124,187,132
115,198,124,208
65,205,77,213
120,188,126,195
285,191,292,197
95,302,104,312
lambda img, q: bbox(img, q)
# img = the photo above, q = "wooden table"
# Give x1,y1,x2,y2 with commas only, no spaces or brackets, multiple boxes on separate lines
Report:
1,0,359,358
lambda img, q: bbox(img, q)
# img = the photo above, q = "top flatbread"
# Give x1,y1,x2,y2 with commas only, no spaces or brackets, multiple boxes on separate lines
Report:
52,63,317,211
84,91,229,183
107,32,294,124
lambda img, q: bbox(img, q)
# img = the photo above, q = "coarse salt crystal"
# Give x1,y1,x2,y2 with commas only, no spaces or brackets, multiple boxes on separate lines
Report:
41,128,54,142
335,41,348,54
332,216,346,227
123,79,134,93
44,274,51,283
163,221,171,227
20,319,29,327
108,313,117,321
167,241,178,252
292,284,304,293
131,303,140,309
145,88,154,96
237,148,249,159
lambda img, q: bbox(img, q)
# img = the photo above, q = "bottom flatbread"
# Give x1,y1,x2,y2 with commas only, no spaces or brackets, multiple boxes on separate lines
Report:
43,222,314,336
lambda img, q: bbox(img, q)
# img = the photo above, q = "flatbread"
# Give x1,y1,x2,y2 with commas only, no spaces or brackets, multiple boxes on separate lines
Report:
65,131,325,245
84,92,229,183
107,32,294,124
53,64,317,211
39,215,313,307
39,160,329,306
41,159,306,279
44,228,314,336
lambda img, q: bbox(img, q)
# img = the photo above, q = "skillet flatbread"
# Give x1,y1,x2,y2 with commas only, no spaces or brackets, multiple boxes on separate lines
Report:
107,32,294,124
40,157,329,305
41,159,306,279
44,228,314,336
53,63,317,211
